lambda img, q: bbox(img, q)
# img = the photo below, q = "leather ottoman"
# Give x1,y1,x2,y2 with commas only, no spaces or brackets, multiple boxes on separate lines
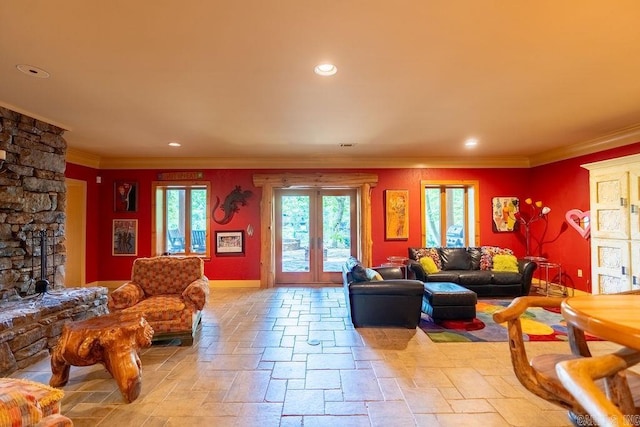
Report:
422,282,477,320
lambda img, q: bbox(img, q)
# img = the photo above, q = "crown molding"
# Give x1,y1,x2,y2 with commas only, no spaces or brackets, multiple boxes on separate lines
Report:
66,147,101,168
529,124,640,167
80,154,532,170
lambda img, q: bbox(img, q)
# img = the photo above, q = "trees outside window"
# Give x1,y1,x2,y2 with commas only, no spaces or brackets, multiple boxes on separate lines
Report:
153,182,210,257
422,181,479,248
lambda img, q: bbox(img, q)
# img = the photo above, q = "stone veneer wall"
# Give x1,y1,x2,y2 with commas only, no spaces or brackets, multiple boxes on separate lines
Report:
0,107,67,299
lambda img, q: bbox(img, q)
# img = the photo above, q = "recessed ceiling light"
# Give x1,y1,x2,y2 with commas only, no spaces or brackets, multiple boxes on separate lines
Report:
16,64,50,78
464,138,478,148
168,142,181,147
314,63,337,76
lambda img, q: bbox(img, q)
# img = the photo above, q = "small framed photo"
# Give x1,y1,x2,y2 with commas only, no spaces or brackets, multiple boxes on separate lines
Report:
114,180,138,212
215,230,244,256
113,219,138,256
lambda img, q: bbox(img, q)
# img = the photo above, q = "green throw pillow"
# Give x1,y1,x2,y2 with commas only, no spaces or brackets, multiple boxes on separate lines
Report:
419,256,440,274
492,254,519,273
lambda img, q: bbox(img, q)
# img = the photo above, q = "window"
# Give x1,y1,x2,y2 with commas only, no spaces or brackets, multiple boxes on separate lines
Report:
152,181,211,257
421,180,479,247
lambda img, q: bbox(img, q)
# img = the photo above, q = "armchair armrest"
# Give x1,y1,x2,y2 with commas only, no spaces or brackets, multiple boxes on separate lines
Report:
182,276,210,311
108,282,145,310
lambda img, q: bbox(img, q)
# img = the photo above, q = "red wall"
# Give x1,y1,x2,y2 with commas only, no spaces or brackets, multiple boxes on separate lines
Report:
531,142,640,292
65,142,640,292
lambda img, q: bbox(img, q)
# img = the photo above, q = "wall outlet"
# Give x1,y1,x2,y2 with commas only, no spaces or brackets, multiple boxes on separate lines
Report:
577,269,583,278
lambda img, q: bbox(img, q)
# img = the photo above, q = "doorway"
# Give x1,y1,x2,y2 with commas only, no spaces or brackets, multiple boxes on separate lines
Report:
275,189,357,285
65,178,86,286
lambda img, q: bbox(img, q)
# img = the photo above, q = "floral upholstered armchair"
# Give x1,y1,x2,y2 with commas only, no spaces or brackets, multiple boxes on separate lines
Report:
107,256,209,346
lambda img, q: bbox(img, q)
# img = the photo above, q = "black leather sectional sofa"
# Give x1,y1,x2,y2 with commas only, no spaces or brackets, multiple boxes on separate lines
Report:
407,247,537,297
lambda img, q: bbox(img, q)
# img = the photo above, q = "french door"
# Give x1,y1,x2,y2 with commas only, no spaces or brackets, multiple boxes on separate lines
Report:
275,189,357,284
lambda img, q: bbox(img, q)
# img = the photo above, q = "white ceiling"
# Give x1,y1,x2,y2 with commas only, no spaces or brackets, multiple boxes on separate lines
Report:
2,1,640,168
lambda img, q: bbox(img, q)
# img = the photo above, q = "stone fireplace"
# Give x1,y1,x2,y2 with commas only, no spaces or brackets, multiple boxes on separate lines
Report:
0,107,108,375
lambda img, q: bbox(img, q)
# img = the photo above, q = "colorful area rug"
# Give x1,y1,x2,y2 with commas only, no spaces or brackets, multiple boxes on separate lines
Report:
419,299,603,343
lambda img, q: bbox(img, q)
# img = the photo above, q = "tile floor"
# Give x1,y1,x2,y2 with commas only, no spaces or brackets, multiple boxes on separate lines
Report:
10,287,622,426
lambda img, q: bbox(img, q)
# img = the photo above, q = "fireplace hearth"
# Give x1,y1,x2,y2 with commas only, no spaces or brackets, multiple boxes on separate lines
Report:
0,286,108,376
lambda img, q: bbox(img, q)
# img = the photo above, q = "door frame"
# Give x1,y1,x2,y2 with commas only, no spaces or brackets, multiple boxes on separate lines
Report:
253,173,378,288
274,188,358,284
65,178,87,286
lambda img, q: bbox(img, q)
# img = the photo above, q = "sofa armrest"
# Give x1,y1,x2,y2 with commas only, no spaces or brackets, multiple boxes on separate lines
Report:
518,259,538,296
407,260,428,282
182,276,210,311
108,282,145,310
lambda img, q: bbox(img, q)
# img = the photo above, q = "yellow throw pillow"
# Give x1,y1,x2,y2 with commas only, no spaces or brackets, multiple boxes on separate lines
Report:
492,254,519,273
419,256,440,274
365,268,383,281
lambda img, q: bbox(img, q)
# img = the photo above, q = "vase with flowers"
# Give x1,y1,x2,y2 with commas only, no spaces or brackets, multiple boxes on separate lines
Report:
514,198,551,256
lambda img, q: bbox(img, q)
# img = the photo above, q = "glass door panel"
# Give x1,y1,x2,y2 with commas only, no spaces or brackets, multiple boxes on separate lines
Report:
276,189,357,284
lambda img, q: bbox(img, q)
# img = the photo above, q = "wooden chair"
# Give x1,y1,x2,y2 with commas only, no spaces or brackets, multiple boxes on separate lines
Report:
494,296,640,423
556,350,640,427
191,229,206,252
492,296,589,414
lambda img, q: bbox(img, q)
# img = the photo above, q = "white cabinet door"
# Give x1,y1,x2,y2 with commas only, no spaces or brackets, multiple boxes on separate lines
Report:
590,171,629,240
631,241,640,291
591,238,630,294
629,171,640,240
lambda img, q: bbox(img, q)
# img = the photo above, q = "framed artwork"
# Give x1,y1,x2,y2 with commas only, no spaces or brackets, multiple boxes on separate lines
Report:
112,219,138,256
215,230,244,256
385,189,409,240
492,197,519,232
114,180,138,212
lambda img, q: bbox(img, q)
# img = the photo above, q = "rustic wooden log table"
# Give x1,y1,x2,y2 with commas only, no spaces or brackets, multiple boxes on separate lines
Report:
49,312,154,403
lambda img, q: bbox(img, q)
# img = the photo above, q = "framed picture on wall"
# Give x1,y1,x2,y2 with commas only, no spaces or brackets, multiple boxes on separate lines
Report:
492,197,519,232
385,189,409,240
114,180,138,212
215,230,244,256
112,219,138,256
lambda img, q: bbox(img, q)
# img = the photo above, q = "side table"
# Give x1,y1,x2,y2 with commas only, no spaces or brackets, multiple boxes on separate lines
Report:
524,256,547,295
538,261,572,297
50,312,154,403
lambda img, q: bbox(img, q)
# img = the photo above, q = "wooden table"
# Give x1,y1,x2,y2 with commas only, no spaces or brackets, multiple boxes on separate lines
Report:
560,294,640,426
561,294,640,350
50,312,154,403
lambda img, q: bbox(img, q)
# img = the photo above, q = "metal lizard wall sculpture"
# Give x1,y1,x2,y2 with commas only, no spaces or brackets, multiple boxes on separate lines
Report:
212,186,253,225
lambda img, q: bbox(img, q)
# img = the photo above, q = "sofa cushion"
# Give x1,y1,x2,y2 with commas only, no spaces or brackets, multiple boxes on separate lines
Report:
440,247,472,270
456,270,494,286
419,256,440,273
492,254,519,273
480,246,514,270
491,271,523,285
424,271,461,282
468,247,482,270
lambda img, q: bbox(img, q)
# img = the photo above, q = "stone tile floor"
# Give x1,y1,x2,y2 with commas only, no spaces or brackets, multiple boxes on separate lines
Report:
9,287,623,426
